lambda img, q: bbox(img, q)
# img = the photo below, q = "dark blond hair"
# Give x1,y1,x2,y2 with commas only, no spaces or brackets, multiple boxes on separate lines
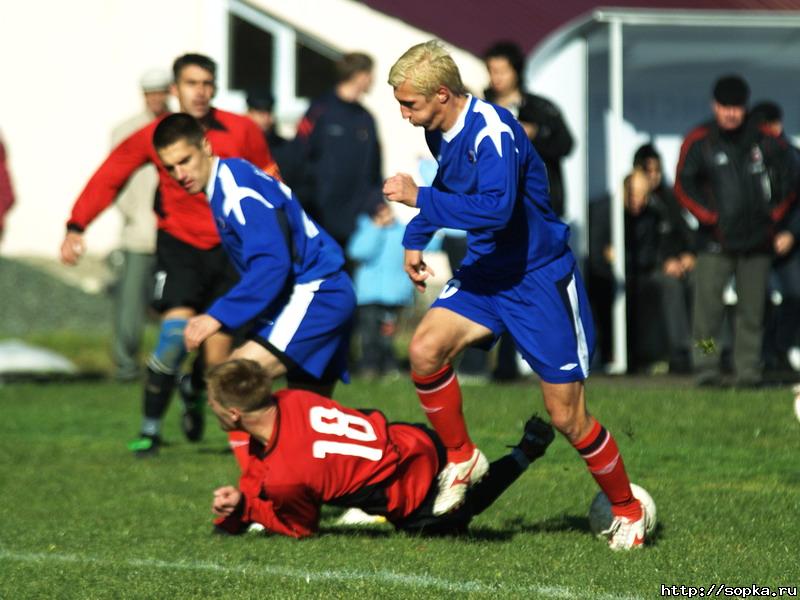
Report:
336,52,374,83
388,40,466,98
206,359,274,411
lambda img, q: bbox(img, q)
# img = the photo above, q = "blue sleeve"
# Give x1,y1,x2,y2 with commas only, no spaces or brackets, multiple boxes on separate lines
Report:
346,215,383,261
415,133,518,231
402,211,439,250
207,198,291,329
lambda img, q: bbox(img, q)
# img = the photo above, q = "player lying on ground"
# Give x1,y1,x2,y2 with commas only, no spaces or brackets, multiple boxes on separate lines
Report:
153,114,355,469
383,40,647,550
208,359,554,538
60,53,280,457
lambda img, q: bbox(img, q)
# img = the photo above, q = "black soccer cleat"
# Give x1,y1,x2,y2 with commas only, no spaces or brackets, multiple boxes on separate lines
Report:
514,415,555,462
178,374,205,442
127,434,161,458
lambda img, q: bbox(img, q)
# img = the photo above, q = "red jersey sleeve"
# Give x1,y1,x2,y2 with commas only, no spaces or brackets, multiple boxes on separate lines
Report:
67,123,155,231
243,485,319,538
214,483,320,539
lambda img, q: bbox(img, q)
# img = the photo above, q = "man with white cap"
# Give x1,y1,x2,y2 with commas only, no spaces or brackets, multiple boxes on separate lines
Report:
109,68,171,381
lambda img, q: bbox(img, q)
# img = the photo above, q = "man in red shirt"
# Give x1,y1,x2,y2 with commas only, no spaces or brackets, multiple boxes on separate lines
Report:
59,54,280,457
208,359,554,538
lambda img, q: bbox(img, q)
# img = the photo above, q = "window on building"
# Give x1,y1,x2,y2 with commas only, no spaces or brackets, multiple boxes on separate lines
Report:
296,40,337,99
229,13,273,92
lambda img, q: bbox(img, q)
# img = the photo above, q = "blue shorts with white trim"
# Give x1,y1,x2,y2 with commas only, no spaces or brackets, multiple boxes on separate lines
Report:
432,252,595,383
251,271,355,383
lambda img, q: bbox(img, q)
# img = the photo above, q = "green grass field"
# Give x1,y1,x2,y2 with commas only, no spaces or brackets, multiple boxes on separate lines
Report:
1,376,798,599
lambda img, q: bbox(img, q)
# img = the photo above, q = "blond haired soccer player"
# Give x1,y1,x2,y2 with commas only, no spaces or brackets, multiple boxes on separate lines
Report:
383,41,647,550
208,359,554,538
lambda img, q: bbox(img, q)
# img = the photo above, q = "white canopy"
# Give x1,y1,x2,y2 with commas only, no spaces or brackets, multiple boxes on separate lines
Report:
526,9,800,372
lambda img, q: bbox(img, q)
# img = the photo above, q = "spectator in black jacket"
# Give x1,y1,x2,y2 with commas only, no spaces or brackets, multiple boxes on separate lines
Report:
283,53,382,264
483,41,573,217
483,41,574,382
588,144,695,373
750,101,800,375
675,75,797,387
245,89,289,175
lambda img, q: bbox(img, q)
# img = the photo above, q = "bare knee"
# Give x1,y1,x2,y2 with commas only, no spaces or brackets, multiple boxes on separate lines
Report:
542,381,591,443
547,404,587,442
408,332,449,375
230,343,287,379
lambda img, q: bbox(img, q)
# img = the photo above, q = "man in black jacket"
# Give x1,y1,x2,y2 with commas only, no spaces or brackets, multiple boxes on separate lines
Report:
675,75,797,386
283,53,382,265
588,145,695,373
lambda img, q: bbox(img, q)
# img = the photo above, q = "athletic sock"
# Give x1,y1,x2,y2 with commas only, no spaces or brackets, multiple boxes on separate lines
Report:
228,431,251,472
465,455,525,517
141,365,177,437
573,419,641,520
412,365,475,463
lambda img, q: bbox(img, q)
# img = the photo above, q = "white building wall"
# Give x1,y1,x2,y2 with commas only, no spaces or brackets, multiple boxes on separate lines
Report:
0,0,487,257
0,0,219,257
248,0,488,223
526,38,587,255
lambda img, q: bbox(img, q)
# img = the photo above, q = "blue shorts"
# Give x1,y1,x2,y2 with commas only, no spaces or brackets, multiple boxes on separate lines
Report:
432,253,595,383
251,271,355,383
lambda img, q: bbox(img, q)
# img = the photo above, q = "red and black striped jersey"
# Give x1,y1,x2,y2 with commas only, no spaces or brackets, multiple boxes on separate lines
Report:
215,389,439,538
67,108,279,250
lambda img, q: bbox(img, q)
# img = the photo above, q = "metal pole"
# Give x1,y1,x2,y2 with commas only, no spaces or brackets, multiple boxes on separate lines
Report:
607,18,628,374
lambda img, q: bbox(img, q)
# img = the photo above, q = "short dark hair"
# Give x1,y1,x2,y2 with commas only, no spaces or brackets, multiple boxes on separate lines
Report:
173,53,217,82
712,74,749,107
335,52,373,83
152,113,205,150
751,100,783,123
246,88,275,112
483,41,525,79
633,143,661,169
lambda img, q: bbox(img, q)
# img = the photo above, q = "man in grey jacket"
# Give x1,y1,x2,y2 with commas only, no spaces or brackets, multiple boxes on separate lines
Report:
110,68,171,381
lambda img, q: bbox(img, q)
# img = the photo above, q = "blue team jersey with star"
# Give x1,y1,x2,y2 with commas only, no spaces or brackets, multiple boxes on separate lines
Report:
404,96,570,281
205,157,345,329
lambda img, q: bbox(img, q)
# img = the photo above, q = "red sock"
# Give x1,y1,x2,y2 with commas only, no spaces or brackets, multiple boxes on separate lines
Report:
227,430,251,473
412,365,475,463
573,419,641,520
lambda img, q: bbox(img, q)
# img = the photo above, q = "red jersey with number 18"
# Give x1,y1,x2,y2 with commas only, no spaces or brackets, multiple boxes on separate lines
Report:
215,389,440,538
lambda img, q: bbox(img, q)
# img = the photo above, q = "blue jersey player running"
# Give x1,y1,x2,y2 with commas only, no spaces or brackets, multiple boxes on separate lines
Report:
153,113,355,469
383,41,647,550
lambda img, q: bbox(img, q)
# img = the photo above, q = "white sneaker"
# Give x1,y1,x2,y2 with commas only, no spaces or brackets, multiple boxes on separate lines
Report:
334,508,387,526
246,522,265,534
432,447,489,516
601,502,647,550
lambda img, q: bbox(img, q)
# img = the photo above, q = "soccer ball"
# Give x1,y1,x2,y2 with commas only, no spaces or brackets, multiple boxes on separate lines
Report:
588,483,656,536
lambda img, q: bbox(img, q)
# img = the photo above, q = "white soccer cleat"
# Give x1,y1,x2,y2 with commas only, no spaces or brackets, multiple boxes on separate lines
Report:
246,522,266,534
601,502,647,551
432,447,489,516
334,508,387,526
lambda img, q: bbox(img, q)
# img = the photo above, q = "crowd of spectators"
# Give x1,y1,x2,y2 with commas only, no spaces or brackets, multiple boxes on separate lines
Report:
3,43,795,391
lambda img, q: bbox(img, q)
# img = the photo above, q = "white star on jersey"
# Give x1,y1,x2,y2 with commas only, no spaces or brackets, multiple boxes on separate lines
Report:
218,163,274,225
472,102,514,157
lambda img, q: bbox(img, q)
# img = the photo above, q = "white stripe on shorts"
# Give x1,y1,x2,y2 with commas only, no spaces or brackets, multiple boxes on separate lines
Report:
566,275,590,378
267,279,324,352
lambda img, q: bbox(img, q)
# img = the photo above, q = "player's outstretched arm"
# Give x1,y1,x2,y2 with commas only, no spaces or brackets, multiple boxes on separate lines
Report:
60,231,86,266
404,248,434,292
185,314,222,351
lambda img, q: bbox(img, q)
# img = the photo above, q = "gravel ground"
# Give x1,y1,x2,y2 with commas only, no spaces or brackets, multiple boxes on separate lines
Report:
0,256,113,337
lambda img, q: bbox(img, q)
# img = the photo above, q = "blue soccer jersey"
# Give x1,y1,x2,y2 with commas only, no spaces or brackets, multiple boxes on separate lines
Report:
204,157,345,330
404,96,594,382
403,96,570,281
